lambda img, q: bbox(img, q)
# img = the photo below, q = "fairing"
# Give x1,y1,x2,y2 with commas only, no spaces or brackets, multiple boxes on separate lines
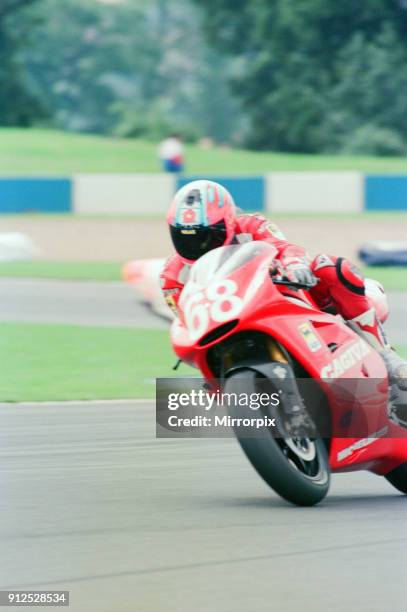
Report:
170,242,407,475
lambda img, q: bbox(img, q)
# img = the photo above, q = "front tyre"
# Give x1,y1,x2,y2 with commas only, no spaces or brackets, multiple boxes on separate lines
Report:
224,369,330,507
385,462,407,494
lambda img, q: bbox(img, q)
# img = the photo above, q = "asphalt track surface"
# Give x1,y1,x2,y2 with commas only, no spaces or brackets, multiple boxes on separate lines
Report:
0,278,406,342
0,401,406,612
0,278,167,329
1,279,407,611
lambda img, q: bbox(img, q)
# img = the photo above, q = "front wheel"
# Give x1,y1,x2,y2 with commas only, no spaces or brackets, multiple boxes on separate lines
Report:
385,462,407,494
224,369,330,507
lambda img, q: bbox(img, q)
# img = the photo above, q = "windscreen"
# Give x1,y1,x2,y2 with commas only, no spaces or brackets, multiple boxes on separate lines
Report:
188,241,275,287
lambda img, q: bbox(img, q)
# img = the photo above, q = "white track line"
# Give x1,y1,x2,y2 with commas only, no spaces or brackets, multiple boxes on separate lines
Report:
0,398,155,407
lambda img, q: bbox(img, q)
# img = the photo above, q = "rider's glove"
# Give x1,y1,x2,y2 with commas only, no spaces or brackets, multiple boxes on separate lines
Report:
270,259,317,287
285,261,317,286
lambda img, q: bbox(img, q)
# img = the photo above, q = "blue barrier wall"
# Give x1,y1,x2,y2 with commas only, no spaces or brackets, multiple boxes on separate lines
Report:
177,176,265,212
0,179,72,213
365,176,407,211
1,174,407,214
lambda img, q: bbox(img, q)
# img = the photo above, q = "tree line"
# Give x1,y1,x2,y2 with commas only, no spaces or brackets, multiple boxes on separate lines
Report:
2,0,407,155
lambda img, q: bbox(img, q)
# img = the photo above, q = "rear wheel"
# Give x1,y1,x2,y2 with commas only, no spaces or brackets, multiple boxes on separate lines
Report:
385,462,407,494
224,369,330,507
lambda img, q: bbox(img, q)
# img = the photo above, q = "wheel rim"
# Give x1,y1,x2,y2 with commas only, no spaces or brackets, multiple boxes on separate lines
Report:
277,437,324,479
285,437,316,461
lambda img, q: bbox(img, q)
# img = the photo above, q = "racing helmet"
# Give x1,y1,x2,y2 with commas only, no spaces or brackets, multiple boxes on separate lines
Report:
167,180,237,263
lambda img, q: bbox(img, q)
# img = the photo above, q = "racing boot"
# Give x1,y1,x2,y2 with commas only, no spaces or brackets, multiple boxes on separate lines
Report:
347,308,407,428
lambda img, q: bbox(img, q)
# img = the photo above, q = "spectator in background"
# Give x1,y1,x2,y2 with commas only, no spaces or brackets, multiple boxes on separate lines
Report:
158,134,184,173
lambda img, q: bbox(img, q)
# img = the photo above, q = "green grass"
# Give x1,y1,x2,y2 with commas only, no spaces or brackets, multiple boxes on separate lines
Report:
363,267,407,291
0,321,406,402
0,323,195,402
0,260,406,291
2,128,407,174
0,261,123,281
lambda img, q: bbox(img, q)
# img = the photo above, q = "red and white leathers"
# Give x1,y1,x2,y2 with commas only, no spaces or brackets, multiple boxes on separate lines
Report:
161,214,390,354
309,253,407,417
310,255,407,420
309,254,390,352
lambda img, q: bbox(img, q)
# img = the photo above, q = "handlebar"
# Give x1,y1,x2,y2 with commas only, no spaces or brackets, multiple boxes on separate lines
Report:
272,277,319,290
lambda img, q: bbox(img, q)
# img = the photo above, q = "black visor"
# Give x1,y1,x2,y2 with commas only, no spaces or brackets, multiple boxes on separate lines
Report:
170,220,227,261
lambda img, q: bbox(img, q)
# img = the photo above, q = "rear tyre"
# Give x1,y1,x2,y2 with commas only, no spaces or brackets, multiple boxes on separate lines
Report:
385,462,407,494
224,369,330,507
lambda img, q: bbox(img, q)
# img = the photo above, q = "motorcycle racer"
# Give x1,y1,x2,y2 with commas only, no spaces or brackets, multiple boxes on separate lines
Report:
160,180,407,426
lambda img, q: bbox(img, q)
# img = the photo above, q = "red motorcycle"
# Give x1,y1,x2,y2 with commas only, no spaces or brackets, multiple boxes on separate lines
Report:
170,242,407,506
